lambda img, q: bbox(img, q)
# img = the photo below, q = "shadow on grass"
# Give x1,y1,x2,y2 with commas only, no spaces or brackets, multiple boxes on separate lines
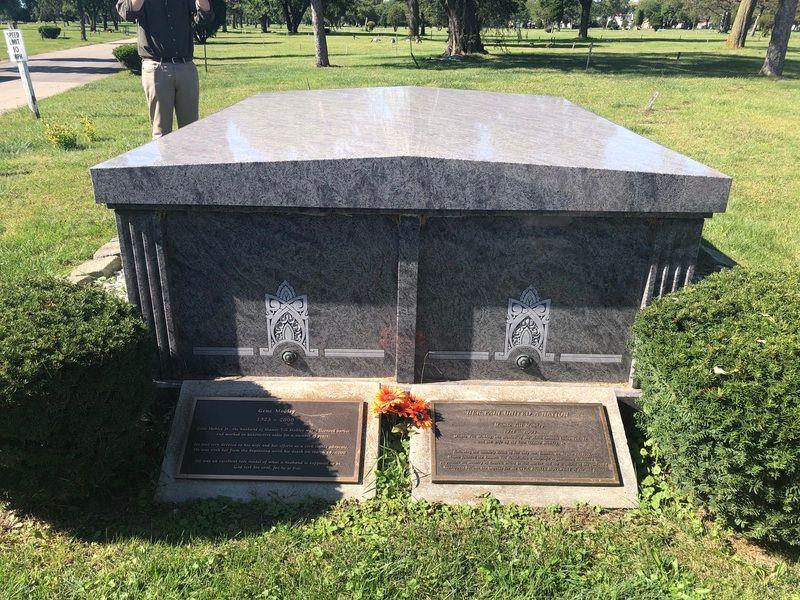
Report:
208,55,296,61
3,385,799,562
210,39,281,45
375,50,793,79
0,388,336,544
694,239,737,281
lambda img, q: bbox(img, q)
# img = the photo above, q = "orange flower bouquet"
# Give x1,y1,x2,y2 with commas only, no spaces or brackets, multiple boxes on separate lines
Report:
371,386,432,434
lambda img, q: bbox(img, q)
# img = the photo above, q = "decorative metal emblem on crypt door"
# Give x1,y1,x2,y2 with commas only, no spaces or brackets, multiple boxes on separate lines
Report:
263,281,319,357
494,285,554,363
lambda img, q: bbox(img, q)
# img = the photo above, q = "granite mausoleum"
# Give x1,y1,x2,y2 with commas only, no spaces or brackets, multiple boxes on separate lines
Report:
92,87,730,505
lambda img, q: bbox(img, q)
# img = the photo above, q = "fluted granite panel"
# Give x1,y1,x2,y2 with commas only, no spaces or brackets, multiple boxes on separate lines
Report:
640,219,704,307
116,212,140,309
117,211,176,375
92,88,731,214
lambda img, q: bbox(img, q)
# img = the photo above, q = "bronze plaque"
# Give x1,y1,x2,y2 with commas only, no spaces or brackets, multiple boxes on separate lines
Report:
431,402,621,485
177,397,365,482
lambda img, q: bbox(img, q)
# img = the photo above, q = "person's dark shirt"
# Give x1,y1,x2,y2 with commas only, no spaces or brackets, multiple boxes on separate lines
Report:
117,0,214,61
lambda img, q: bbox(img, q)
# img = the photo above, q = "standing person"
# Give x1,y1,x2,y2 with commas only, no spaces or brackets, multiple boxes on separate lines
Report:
117,0,215,139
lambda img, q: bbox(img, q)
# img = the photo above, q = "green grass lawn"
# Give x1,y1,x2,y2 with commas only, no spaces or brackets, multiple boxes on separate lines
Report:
1,26,800,598
1,22,133,57
1,27,798,280
1,417,799,599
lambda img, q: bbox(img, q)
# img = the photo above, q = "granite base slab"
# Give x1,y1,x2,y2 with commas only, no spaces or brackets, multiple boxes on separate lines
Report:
409,382,638,508
156,378,381,503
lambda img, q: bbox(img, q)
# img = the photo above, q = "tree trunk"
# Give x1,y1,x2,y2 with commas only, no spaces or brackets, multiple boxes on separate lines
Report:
420,14,426,36
443,0,485,55
760,0,799,76
281,1,292,32
282,0,308,33
77,0,87,40
260,14,269,32
578,0,592,39
726,0,757,47
407,0,420,38
102,12,108,30
748,6,763,36
310,0,330,66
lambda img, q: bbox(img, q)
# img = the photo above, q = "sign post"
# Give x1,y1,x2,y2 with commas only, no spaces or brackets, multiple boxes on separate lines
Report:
4,28,40,118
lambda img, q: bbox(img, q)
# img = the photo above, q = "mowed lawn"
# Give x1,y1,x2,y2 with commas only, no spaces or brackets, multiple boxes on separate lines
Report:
1,27,799,280
3,22,133,56
1,26,800,599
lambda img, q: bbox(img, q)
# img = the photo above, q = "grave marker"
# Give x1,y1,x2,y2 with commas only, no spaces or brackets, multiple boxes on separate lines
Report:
156,380,380,503
430,401,621,485
178,397,365,482
410,384,638,508
91,87,731,507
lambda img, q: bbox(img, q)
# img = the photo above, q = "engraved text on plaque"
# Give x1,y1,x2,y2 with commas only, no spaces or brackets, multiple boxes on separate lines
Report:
431,401,620,485
178,397,364,482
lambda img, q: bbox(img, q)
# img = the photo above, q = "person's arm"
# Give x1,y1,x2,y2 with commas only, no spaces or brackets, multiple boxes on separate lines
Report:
194,0,214,24
117,0,145,22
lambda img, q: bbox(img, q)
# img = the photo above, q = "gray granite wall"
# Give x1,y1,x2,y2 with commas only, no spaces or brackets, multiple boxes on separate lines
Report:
115,209,703,383
413,216,703,383
116,210,399,379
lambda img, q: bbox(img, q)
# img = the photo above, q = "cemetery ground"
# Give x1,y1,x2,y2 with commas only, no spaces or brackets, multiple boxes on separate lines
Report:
1,26,799,598
6,22,132,56
2,27,799,282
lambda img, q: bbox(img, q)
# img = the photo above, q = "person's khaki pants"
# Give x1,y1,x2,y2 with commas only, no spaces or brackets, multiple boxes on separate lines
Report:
141,59,199,140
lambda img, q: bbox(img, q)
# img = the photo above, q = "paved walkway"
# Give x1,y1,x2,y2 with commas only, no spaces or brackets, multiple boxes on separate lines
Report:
0,38,135,114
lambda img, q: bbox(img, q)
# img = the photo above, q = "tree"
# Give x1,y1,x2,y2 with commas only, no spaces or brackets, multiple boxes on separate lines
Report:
83,0,116,32
639,0,693,28
194,0,226,71
577,0,592,37
0,0,22,23
529,0,578,27
726,0,757,46
420,0,447,29
478,0,524,27
681,0,740,33
443,0,485,55
310,0,329,66
407,0,420,37
748,0,771,35
592,0,630,26
35,0,63,21
242,0,280,32
759,0,798,75
384,0,406,29
77,0,86,40
281,0,310,32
